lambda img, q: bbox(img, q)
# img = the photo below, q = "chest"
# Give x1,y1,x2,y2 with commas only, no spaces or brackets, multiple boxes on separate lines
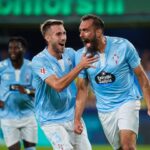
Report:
87,48,127,77
49,56,74,76
1,67,32,84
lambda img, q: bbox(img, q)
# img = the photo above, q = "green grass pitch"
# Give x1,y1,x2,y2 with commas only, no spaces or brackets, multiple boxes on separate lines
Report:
0,145,150,150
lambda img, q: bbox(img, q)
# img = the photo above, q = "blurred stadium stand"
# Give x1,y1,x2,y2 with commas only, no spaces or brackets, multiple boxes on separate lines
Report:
0,0,150,146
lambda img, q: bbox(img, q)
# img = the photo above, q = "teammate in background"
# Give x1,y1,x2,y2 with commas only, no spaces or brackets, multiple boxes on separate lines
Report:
31,19,96,150
0,37,37,150
74,14,150,150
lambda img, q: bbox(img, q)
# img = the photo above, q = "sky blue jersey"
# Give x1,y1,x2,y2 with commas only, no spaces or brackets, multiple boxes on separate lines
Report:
76,36,142,112
32,47,77,126
0,59,34,119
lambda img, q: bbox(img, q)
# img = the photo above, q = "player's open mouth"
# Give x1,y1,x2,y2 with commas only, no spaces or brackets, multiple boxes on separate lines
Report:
59,43,65,47
10,54,16,59
82,39,91,48
85,42,91,48
84,41,91,48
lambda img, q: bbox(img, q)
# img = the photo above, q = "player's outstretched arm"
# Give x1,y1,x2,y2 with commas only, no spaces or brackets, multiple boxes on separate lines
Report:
45,54,97,92
74,77,89,134
134,64,150,116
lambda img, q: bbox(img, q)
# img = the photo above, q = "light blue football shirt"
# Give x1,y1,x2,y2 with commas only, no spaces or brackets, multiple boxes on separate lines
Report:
76,36,142,112
0,59,34,119
32,47,77,126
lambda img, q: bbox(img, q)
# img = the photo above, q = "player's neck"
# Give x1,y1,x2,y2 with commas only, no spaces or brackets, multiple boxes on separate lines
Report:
98,36,106,53
11,58,23,69
47,46,62,60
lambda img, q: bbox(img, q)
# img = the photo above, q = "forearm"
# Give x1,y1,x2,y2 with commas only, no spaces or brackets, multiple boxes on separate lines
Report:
48,63,84,92
75,97,87,121
140,80,150,109
137,72,150,109
46,54,97,92
134,65,150,111
75,87,88,121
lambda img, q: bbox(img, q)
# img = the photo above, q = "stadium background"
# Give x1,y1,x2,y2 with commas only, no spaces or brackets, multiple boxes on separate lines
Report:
0,0,150,149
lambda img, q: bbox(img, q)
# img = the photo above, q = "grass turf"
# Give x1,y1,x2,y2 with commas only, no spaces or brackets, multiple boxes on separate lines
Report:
0,145,150,150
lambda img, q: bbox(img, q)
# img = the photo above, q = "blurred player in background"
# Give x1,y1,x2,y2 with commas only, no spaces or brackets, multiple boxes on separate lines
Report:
0,37,37,150
31,19,97,150
74,14,150,150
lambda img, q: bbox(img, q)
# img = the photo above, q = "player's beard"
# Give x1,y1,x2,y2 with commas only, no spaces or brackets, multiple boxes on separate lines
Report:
52,43,64,59
86,37,99,55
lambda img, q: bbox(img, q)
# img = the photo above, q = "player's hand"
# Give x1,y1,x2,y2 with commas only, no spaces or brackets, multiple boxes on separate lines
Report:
74,120,83,134
18,85,27,94
0,100,4,108
79,53,98,69
147,109,150,116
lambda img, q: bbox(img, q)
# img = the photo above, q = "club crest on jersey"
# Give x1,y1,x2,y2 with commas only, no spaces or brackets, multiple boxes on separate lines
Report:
40,68,46,74
52,65,58,73
25,73,30,83
3,73,10,80
112,53,119,64
95,71,115,84
67,57,72,67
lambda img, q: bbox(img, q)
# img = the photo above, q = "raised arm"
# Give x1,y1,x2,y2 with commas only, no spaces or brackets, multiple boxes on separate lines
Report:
134,64,150,115
45,54,96,92
74,77,89,134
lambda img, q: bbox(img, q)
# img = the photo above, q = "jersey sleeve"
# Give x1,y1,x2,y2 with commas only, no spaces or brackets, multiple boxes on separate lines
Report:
32,56,55,81
125,40,141,69
75,49,87,78
0,60,7,73
0,60,9,101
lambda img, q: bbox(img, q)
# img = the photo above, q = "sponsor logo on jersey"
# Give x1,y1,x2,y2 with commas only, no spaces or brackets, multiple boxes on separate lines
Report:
95,71,115,84
25,73,30,82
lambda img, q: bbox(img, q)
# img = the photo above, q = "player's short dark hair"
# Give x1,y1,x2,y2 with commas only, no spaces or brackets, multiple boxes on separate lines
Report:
81,14,104,31
8,36,28,50
40,19,64,37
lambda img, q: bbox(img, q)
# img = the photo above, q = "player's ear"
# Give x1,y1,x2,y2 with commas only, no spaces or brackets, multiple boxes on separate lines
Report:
44,28,52,43
44,34,49,43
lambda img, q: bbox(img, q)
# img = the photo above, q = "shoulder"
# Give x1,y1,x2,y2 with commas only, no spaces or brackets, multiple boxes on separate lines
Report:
0,59,9,70
64,47,76,55
76,47,85,57
32,49,46,63
76,47,85,53
108,36,132,47
23,59,32,67
64,47,77,61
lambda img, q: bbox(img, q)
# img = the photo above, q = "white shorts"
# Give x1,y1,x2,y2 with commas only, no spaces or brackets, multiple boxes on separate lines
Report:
1,115,38,147
41,119,92,150
98,100,141,150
